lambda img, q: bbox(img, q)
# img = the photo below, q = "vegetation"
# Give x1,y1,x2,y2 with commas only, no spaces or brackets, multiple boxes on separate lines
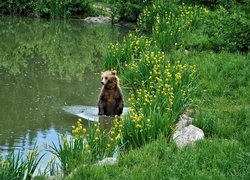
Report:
0,146,44,179
0,0,94,18
0,0,249,179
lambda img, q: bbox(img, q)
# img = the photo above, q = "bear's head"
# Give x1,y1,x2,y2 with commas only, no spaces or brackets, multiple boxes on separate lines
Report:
101,70,119,89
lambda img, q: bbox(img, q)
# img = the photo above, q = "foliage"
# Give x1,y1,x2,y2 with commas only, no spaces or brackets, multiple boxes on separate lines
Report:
49,118,122,174
104,1,198,148
109,0,150,22
138,1,204,51
40,0,93,18
203,6,249,52
179,0,242,10
0,145,44,179
0,0,93,18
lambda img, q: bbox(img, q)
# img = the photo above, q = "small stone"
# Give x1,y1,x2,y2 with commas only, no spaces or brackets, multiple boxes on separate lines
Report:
83,16,111,24
173,125,205,148
98,157,118,166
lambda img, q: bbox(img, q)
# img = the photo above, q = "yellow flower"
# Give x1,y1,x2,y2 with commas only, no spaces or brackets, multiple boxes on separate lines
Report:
115,133,121,141
83,128,87,133
136,124,143,129
95,137,99,141
85,144,89,149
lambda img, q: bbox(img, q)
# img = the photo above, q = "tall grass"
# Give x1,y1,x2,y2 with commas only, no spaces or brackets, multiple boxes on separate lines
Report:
138,1,204,51
49,118,122,174
103,0,201,149
0,145,44,179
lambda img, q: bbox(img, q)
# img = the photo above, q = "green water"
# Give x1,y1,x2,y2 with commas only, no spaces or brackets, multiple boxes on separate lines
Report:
0,16,128,170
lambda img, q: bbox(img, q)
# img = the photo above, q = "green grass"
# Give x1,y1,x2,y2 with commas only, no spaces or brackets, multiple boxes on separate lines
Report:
65,1,249,179
66,50,250,179
65,49,250,179
68,138,249,179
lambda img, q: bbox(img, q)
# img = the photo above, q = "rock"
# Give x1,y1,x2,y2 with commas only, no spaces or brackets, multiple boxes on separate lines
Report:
173,125,205,148
175,113,193,130
184,49,189,54
83,16,111,24
97,157,118,166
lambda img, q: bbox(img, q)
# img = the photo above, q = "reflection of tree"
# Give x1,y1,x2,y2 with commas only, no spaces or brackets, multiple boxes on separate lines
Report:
0,16,127,80
0,16,129,150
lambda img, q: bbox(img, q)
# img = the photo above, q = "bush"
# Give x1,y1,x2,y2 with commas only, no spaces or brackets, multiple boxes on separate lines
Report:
204,6,250,52
0,0,93,18
40,0,92,18
179,0,240,10
0,0,37,16
109,0,150,22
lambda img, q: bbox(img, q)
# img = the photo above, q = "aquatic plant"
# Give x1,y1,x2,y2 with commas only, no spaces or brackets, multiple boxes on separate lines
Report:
49,118,122,174
0,145,44,179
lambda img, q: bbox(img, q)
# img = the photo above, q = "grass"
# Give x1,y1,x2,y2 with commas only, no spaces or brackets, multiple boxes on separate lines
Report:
66,49,250,179
67,138,249,179
0,145,44,179
66,49,249,179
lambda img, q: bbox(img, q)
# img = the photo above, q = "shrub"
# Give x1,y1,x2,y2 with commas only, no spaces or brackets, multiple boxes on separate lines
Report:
0,0,93,18
40,0,92,18
179,0,240,10
0,0,37,16
204,6,250,52
109,0,150,22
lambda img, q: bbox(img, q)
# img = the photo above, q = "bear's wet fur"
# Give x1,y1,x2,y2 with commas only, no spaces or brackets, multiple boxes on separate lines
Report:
98,70,124,116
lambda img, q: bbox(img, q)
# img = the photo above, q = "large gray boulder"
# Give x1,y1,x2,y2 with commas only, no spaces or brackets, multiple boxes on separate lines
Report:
173,109,205,148
173,124,205,148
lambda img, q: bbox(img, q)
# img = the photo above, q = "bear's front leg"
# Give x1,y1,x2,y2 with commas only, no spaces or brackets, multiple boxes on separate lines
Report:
98,94,106,115
98,101,105,115
116,94,124,116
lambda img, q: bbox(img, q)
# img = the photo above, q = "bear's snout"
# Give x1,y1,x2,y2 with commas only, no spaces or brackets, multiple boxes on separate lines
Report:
101,81,104,85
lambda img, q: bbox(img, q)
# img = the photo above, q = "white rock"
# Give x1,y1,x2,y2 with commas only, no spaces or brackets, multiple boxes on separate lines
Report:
83,16,111,23
97,157,118,166
175,114,193,130
173,125,205,148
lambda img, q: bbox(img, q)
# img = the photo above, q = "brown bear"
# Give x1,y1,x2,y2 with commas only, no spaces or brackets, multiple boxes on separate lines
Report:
98,70,124,116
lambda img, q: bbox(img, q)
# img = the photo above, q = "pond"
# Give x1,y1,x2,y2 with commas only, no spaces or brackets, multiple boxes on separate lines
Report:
0,16,129,172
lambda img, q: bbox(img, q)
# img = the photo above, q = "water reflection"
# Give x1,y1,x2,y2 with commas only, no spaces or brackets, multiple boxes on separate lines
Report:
0,15,129,166
0,16,126,79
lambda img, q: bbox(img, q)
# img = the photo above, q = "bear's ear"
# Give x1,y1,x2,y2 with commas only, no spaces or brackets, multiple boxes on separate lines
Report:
111,70,116,75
